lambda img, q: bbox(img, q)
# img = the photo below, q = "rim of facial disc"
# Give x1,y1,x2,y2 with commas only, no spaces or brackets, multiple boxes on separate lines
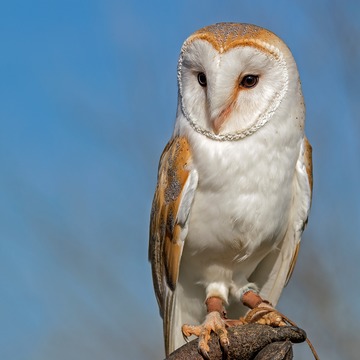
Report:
177,40,289,142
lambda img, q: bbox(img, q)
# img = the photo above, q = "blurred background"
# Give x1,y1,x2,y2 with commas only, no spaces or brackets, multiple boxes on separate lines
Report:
1,0,359,359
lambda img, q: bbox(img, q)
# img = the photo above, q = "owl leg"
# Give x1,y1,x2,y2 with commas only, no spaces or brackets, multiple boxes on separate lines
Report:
182,296,230,359
241,290,286,326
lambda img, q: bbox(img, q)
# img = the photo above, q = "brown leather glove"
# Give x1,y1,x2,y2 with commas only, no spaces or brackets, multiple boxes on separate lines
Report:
165,323,306,360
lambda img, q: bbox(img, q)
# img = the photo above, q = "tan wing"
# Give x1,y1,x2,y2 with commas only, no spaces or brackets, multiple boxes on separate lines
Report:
251,137,313,304
149,136,198,352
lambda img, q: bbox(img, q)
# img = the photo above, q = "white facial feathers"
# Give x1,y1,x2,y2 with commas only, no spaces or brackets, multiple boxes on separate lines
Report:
177,39,294,141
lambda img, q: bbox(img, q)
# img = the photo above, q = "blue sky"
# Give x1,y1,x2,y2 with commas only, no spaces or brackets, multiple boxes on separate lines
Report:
1,1,359,359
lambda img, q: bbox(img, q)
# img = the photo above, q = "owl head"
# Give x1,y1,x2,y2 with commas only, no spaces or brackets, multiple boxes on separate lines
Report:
177,23,304,141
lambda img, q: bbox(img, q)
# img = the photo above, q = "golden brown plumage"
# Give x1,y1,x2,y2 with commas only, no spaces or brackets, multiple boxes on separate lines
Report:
149,136,192,302
149,137,195,351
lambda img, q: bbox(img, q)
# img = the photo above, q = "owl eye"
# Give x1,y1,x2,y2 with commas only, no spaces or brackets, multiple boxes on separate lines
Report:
197,72,207,87
240,75,259,88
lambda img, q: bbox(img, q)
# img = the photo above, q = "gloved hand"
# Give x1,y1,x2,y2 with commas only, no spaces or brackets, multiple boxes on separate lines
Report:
165,323,306,360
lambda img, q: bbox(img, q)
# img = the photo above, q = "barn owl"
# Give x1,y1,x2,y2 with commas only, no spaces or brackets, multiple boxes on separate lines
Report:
149,23,312,357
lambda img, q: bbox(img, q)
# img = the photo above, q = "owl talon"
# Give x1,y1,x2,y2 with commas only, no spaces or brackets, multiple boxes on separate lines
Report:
221,339,229,357
199,349,210,360
244,303,287,327
182,311,229,359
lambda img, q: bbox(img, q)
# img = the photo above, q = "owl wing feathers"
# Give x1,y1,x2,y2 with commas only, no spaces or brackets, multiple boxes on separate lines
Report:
149,136,198,348
285,137,313,283
253,136,313,304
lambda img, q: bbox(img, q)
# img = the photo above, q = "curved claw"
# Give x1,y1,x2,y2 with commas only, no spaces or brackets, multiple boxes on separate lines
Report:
182,311,229,359
244,304,286,327
216,326,230,355
198,347,210,360
220,340,229,357
182,332,189,343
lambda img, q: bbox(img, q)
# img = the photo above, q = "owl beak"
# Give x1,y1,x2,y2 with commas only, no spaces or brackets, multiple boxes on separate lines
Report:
212,102,234,134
